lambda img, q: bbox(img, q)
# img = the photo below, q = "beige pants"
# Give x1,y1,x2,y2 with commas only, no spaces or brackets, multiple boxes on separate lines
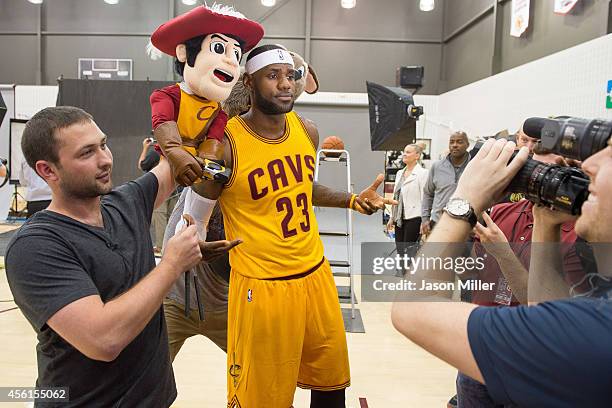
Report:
163,298,228,361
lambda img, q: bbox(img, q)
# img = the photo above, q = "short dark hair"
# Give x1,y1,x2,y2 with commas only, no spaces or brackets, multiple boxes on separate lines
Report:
21,106,93,170
174,33,246,77
451,131,469,143
245,43,285,63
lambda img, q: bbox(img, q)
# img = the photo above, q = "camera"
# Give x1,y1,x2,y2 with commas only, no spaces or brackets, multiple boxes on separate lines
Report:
471,116,612,215
523,116,612,161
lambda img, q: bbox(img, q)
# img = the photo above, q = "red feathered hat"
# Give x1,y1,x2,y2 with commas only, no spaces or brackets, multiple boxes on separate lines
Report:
150,5,264,57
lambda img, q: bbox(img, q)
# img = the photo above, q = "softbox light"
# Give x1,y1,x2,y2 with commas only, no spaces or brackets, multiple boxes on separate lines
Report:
366,81,421,151
0,92,6,129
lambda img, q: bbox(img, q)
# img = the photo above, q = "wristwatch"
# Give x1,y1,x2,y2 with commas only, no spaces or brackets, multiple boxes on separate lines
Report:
443,197,477,227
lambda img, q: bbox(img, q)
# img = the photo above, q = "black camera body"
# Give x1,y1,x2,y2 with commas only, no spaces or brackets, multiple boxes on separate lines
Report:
471,116,612,215
524,117,612,161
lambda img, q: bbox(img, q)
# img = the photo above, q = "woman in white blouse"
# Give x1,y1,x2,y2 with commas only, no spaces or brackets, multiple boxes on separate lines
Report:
386,144,429,259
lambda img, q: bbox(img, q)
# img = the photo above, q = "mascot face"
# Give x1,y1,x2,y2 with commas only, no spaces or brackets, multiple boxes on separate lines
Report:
180,33,242,102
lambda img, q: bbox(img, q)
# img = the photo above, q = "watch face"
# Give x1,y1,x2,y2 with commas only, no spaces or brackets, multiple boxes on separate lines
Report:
448,199,470,216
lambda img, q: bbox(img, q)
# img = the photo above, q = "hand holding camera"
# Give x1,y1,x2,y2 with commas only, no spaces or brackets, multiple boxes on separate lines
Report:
454,138,530,214
143,137,156,147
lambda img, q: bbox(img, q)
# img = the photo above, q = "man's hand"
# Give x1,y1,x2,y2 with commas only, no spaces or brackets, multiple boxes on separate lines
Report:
142,138,153,148
474,212,507,243
160,224,202,276
420,220,431,237
199,239,242,262
473,212,511,260
353,174,398,215
453,139,529,213
532,204,576,231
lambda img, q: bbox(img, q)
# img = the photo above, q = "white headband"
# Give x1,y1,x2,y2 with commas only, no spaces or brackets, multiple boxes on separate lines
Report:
245,49,294,74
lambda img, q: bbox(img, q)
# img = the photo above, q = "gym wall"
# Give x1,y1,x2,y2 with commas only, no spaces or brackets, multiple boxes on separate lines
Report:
441,0,610,92
1,0,608,95
435,33,612,144
0,0,444,94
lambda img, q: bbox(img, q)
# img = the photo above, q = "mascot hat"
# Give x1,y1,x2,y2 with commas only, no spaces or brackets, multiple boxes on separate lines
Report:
150,4,264,57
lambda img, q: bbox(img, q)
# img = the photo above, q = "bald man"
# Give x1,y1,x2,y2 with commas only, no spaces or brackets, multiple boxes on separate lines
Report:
421,131,470,236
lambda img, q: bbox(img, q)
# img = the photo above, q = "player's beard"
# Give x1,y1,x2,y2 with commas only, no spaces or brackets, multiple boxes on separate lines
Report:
253,91,294,115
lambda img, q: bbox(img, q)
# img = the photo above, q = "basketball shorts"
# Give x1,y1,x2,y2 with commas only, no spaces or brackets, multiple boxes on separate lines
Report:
227,258,350,408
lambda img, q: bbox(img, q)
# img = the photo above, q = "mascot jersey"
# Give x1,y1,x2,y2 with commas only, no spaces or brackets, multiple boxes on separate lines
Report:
150,83,227,155
219,112,325,279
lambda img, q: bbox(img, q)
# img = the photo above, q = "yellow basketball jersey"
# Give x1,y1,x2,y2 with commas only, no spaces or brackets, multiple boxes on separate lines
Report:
176,86,220,144
219,112,324,279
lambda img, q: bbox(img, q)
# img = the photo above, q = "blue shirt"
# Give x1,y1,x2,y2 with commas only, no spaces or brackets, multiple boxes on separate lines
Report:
468,297,612,408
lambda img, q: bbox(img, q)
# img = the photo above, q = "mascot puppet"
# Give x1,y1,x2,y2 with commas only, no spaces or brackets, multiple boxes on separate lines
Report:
149,4,263,239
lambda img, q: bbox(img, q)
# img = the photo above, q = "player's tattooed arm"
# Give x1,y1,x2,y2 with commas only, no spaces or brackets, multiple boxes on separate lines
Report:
312,182,352,208
301,114,388,215
312,182,379,214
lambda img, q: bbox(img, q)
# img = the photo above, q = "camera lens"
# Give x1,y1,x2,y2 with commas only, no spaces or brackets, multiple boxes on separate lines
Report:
507,156,590,215
507,158,549,204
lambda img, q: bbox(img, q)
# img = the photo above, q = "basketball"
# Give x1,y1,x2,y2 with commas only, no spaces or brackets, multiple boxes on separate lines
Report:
321,136,345,157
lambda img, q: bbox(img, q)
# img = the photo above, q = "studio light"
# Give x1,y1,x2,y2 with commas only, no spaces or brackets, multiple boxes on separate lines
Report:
341,0,356,9
419,0,435,11
104,0,119,4
182,0,197,5
28,0,43,4
261,0,276,6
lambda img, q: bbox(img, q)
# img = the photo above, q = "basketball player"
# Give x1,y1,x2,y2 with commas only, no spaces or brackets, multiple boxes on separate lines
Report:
189,44,394,407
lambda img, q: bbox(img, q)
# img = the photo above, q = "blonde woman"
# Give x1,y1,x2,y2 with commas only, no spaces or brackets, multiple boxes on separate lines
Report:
386,144,429,259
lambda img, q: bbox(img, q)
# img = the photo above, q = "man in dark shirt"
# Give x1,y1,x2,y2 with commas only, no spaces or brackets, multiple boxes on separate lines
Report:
456,154,588,407
392,137,612,408
5,106,235,407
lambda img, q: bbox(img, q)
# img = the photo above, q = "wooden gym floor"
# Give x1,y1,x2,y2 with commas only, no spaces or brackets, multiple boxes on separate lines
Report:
0,222,456,407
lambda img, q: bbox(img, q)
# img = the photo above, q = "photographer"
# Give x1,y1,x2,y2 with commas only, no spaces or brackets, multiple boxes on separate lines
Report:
138,137,160,173
455,146,590,407
470,146,588,306
391,136,612,407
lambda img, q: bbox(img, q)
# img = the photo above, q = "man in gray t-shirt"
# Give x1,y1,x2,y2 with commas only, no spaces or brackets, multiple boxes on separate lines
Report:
6,106,204,407
421,131,470,237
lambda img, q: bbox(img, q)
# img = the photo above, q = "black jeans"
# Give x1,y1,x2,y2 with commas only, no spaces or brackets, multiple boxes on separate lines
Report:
394,217,421,258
